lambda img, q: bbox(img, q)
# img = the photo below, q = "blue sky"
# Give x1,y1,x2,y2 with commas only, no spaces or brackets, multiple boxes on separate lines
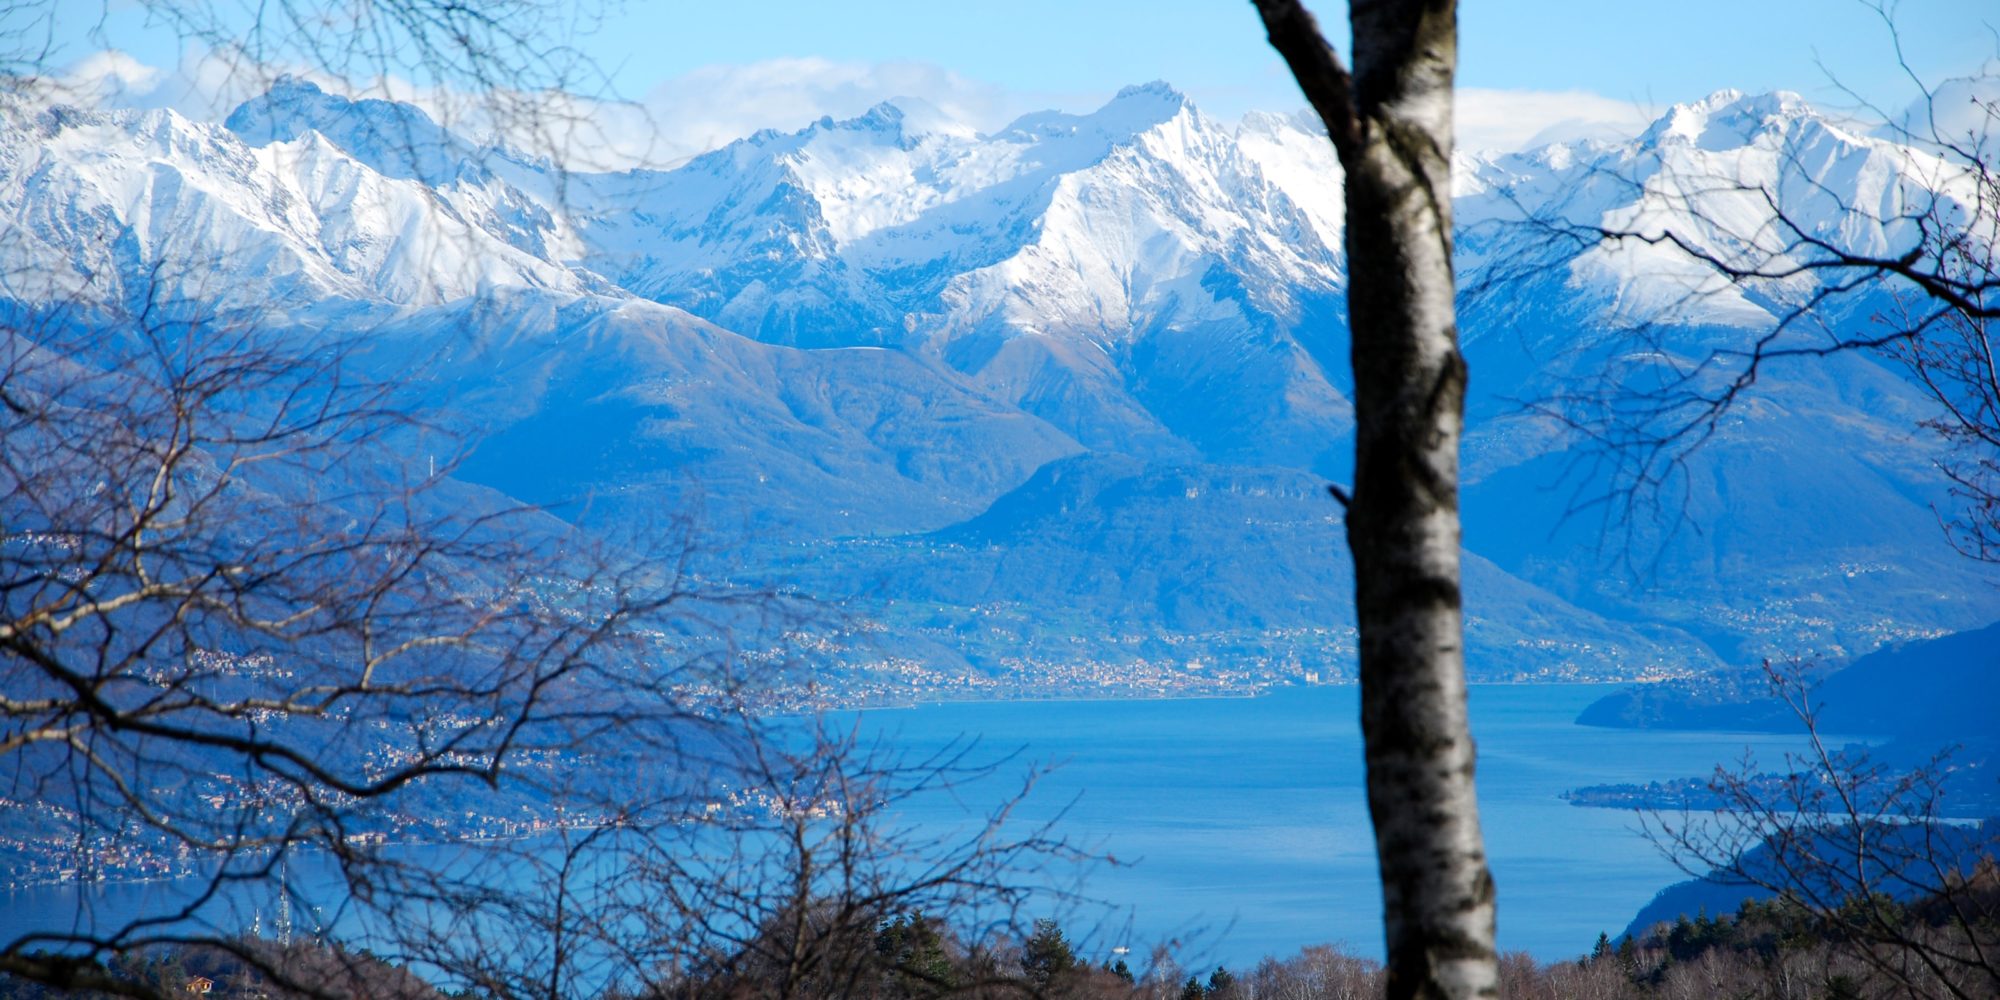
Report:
580,0,1991,113
36,0,2000,159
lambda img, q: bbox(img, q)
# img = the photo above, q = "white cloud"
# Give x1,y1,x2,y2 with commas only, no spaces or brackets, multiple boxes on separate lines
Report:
1455,88,1660,154
1878,63,2000,162
42,50,1072,172
43,51,1667,171
56,50,164,104
45,48,636,174
52,46,407,121
385,59,1055,173
614,69,1666,169
585,58,1090,169
457,57,1129,172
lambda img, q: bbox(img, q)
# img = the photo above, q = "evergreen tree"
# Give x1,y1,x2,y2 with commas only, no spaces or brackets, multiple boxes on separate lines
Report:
1205,965,1237,1000
1021,918,1079,992
1107,958,1135,984
876,913,956,998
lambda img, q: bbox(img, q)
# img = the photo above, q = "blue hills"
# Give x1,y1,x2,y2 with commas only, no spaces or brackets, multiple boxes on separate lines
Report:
2,79,1994,694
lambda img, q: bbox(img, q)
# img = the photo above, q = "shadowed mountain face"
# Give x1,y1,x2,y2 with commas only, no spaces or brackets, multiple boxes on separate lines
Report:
3,78,1993,689
1578,620,2000,744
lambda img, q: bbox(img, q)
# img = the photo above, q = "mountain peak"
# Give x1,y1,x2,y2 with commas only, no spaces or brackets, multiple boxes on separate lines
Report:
1640,88,1818,151
225,75,354,143
225,77,477,185
263,73,328,103
994,80,1194,143
856,100,905,128
810,97,977,145
1108,80,1193,119
1114,80,1188,103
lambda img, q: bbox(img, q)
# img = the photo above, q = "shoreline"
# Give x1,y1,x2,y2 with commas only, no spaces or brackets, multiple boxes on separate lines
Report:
830,676,1647,713
4,681,1655,892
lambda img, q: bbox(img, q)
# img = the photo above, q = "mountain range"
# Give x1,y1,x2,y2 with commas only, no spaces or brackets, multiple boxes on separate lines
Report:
3,78,1993,694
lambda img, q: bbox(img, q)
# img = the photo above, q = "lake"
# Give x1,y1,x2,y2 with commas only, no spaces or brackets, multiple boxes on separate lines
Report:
836,683,1834,965
1,684,1835,970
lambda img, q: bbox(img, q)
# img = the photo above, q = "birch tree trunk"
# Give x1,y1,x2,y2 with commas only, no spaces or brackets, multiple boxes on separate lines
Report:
1252,3,1498,997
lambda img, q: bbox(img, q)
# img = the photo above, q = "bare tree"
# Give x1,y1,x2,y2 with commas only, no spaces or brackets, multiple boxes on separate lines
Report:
1644,663,2000,1000
1492,41,2000,995
0,204,1090,1000
362,722,1087,1000
1880,231,1999,562
1251,3,1497,999
0,6,1095,998
0,247,798,990
1246,944,1384,1000
1516,31,2000,557
1,0,626,163
0,259,625,988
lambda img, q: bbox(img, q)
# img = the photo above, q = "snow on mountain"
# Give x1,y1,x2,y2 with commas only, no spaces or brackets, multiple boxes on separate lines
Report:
0,85,1083,541
225,76,482,186
2,78,1993,681
1447,89,1998,662
562,81,1342,338
0,88,584,317
556,81,1357,466
925,82,1340,343
1235,109,1345,250
226,77,584,271
6,79,1971,364
568,82,1341,345
849,85,1354,466
1458,88,1973,333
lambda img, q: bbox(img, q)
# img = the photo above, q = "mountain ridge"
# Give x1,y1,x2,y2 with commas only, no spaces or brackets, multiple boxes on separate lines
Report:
3,79,1993,691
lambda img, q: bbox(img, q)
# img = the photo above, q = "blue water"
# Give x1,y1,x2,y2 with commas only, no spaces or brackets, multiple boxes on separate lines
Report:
837,684,1835,965
2,684,1837,969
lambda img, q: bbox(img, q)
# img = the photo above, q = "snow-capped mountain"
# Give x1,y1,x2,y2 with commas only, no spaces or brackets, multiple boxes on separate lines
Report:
1,78,1991,686
1455,88,1970,337
571,83,1342,343
1449,89,1993,661
0,90,584,314
562,81,1356,467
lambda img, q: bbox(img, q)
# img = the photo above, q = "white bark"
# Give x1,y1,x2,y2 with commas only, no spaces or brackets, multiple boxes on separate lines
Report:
1254,3,1497,997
